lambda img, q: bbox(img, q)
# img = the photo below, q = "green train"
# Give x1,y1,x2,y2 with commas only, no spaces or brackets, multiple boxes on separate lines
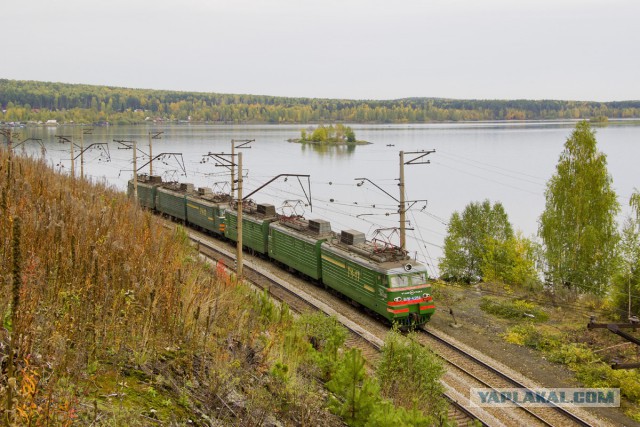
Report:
128,175,435,327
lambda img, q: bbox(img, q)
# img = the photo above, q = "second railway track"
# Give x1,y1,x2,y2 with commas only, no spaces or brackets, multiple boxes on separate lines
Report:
187,226,607,427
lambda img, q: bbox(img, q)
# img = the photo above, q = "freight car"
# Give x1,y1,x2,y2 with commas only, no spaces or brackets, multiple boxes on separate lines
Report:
128,176,435,327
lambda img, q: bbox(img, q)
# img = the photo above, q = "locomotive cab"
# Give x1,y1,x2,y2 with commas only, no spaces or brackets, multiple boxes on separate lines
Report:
384,267,435,328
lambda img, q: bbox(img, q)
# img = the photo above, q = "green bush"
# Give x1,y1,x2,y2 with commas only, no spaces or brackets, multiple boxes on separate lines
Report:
547,342,598,366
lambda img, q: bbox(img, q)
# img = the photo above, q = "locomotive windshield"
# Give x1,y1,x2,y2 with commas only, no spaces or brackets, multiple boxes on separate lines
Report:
389,272,427,288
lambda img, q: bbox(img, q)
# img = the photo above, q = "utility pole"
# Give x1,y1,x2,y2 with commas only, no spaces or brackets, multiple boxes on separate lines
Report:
79,128,93,180
0,128,14,153
115,139,140,199
201,140,256,281
231,143,235,195
70,136,75,178
230,139,254,196
399,151,407,250
0,128,14,154
79,129,84,179
133,140,138,199
398,150,434,252
55,135,75,177
148,131,163,176
237,151,243,280
230,140,254,281
356,149,434,253
0,128,15,180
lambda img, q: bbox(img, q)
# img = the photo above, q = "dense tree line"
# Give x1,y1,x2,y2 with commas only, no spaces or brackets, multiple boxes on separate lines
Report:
1,79,640,125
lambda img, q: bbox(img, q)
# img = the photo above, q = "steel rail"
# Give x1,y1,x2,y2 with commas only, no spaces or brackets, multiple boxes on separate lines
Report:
422,329,595,427
188,230,483,426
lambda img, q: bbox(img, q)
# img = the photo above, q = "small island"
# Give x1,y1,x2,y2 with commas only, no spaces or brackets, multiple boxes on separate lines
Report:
289,124,370,145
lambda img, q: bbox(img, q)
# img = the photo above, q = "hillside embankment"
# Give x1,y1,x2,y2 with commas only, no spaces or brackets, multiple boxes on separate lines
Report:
0,150,343,425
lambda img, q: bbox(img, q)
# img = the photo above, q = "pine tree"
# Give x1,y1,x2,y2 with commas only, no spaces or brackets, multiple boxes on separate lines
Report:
326,349,379,426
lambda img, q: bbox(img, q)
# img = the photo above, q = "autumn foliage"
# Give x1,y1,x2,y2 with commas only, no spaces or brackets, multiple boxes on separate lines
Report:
0,149,337,425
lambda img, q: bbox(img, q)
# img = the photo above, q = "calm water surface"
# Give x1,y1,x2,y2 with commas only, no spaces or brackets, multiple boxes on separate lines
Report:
18,121,640,276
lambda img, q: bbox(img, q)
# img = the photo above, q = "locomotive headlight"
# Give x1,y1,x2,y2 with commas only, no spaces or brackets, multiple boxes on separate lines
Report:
394,297,401,302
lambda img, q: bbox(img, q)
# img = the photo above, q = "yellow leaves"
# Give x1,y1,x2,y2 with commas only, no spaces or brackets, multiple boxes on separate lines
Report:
20,371,37,397
9,357,60,425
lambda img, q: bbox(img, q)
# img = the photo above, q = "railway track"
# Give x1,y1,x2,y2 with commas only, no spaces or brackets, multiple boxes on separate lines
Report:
419,329,601,427
187,227,605,426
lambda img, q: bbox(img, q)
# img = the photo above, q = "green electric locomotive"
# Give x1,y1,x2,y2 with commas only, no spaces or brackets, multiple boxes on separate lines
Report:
185,187,230,236
320,230,434,327
127,175,163,209
156,182,195,221
224,202,278,255
268,217,332,280
128,177,435,328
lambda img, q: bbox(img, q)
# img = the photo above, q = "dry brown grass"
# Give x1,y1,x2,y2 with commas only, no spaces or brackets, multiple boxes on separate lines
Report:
0,149,340,426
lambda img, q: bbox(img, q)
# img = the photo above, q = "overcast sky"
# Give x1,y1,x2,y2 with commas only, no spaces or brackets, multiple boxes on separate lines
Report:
2,0,638,101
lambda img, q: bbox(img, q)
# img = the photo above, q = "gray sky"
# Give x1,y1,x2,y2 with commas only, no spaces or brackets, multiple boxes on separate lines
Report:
3,0,639,101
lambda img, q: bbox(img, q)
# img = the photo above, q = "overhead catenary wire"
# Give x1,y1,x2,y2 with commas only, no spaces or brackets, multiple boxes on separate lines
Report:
256,180,446,253
437,149,549,184
52,137,637,310
409,209,438,277
27,129,640,309
433,160,543,196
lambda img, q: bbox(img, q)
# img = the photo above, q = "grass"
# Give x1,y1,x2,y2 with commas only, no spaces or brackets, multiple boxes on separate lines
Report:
0,150,342,425
480,296,549,322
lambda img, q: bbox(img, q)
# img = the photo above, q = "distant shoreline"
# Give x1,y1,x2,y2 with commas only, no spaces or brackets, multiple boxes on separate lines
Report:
3,118,640,128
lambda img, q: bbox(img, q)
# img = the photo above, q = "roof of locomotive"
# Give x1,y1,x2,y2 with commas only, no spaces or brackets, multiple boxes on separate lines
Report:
225,201,279,222
269,217,333,245
321,233,428,276
156,182,195,195
186,192,232,206
133,175,163,185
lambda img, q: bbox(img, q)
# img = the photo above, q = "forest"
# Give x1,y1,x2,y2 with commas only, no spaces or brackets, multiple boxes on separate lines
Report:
2,78,640,125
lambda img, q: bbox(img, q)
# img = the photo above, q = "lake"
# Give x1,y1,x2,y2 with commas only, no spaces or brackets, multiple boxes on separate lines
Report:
15,121,640,277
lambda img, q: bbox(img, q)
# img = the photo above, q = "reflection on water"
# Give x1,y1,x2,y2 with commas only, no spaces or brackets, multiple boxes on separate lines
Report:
300,142,357,156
